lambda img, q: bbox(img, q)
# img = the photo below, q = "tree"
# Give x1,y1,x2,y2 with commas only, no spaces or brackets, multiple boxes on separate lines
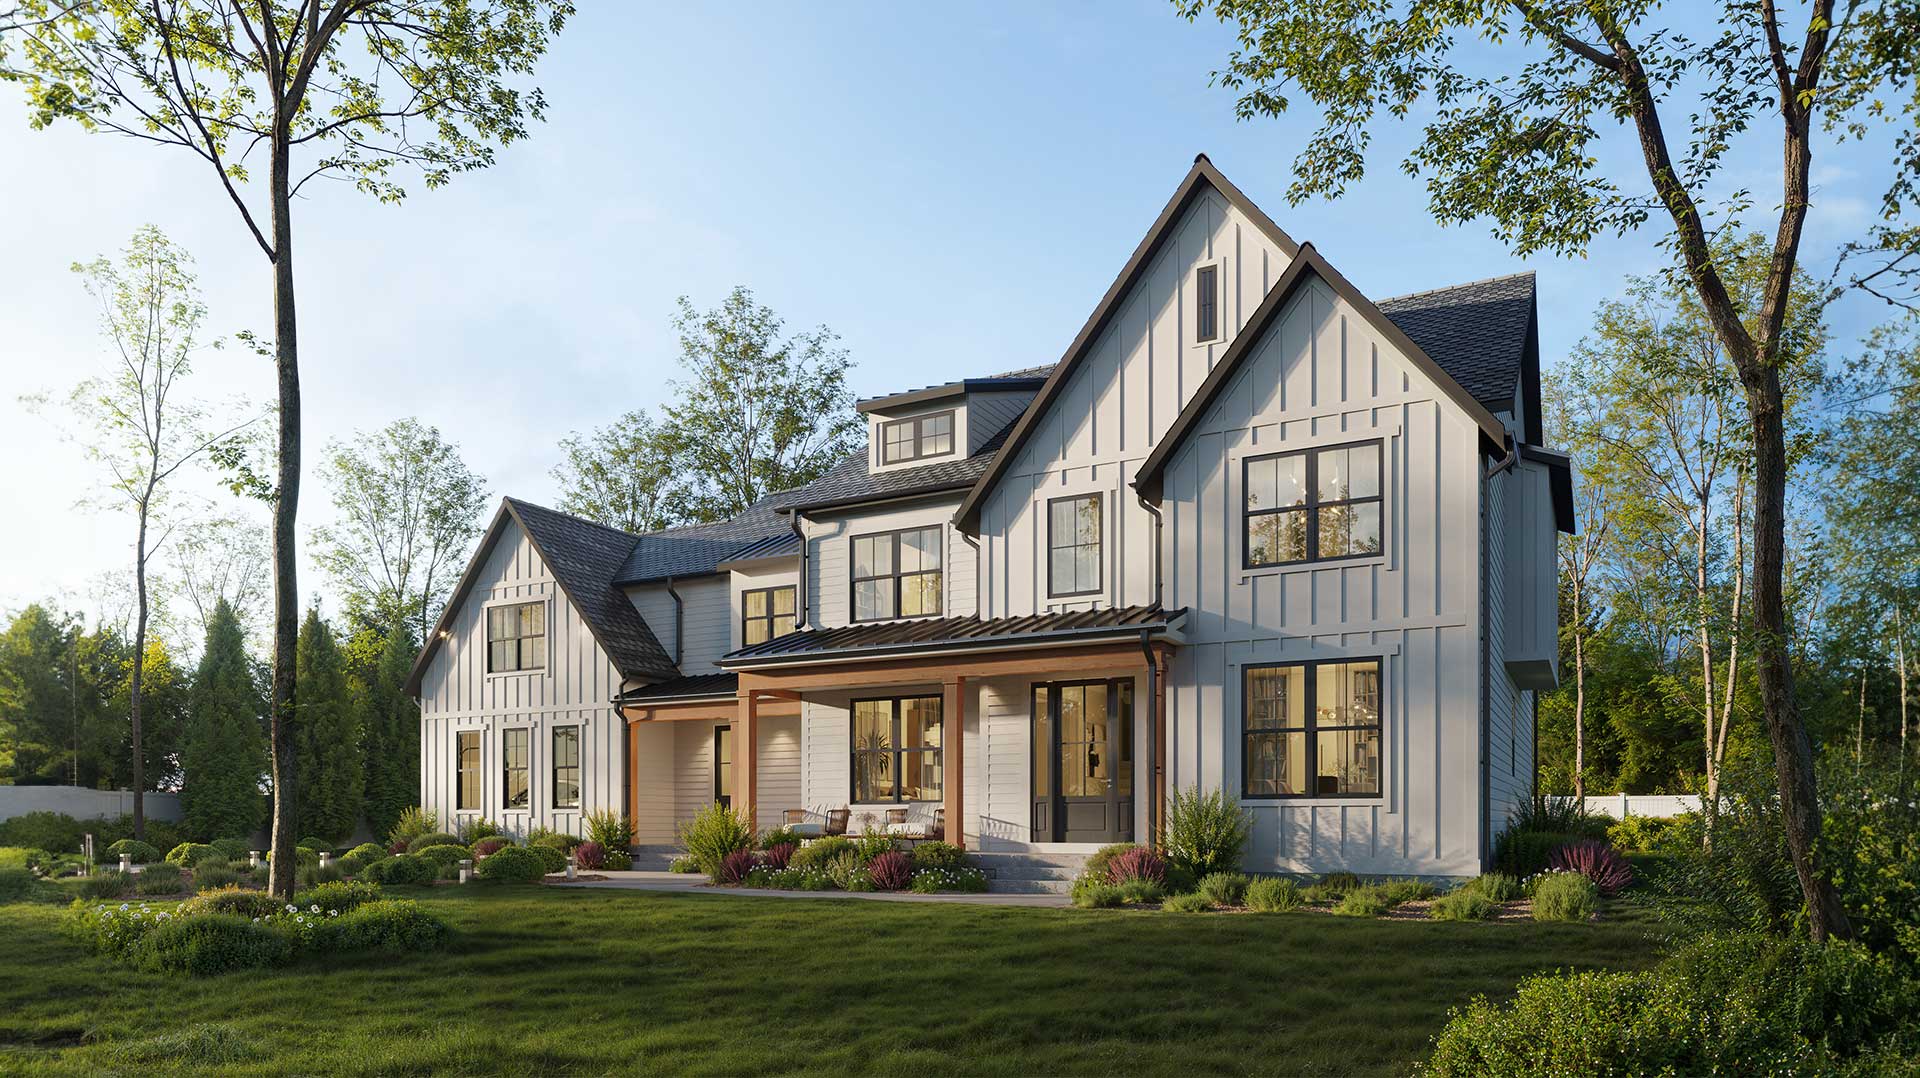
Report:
313,418,488,643
105,635,188,792
179,599,266,841
356,617,419,840
1172,0,1920,942
0,604,86,785
169,511,270,655
553,410,689,533
24,227,249,835
4,0,571,897
293,608,360,842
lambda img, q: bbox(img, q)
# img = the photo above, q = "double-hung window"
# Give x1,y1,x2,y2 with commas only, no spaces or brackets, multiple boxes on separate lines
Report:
1244,440,1383,567
741,586,797,646
880,411,955,464
551,726,580,809
455,730,481,811
487,601,546,673
850,696,943,803
851,526,942,621
1243,658,1383,798
502,728,530,809
1047,493,1103,597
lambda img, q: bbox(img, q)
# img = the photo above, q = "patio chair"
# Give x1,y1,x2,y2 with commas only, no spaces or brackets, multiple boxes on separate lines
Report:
783,809,826,839
823,808,850,838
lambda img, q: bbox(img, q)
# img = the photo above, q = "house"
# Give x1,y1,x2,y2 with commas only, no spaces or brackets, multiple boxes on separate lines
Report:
404,155,1573,878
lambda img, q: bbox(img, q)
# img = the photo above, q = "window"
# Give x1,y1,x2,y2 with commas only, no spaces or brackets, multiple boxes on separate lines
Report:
1244,440,1383,567
1243,658,1383,798
551,726,580,809
502,728,530,809
1047,493,1103,597
486,601,546,673
1195,263,1220,342
714,725,733,807
880,410,955,464
742,586,797,646
851,526,942,621
851,696,942,803
456,730,481,811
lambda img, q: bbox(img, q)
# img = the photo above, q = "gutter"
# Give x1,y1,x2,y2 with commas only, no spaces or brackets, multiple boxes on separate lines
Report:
797,482,975,517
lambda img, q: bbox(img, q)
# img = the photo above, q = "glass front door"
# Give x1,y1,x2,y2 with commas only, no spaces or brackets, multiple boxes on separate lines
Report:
1031,679,1134,843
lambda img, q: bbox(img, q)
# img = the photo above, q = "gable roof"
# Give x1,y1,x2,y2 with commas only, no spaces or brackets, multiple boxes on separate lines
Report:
1132,242,1513,504
613,488,807,585
953,154,1300,534
1377,272,1536,412
785,408,1023,514
404,498,680,695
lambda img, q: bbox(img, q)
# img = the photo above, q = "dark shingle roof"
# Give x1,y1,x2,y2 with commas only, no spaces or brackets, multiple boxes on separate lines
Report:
616,671,739,703
785,414,1019,513
506,499,680,679
1377,272,1535,410
719,605,1183,667
613,489,807,584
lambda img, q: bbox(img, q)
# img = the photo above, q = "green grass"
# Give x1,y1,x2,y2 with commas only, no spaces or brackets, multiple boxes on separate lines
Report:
0,886,1659,1075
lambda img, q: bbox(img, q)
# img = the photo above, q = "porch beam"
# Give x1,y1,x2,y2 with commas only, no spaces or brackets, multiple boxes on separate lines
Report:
943,676,966,850
620,698,800,724
737,642,1153,693
735,691,760,833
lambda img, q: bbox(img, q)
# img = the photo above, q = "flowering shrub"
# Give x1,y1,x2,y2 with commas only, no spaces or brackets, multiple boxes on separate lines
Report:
1107,846,1168,886
716,848,759,885
1532,872,1601,922
908,866,987,893
470,837,513,859
180,886,281,920
292,880,383,915
909,841,968,873
572,841,606,870
66,900,167,958
1548,840,1633,896
744,864,835,891
762,842,795,871
867,850,913,891
602,850,632,871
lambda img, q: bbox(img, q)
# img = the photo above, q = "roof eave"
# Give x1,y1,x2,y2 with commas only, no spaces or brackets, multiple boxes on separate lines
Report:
717,613,1189,671
856,377,1048,415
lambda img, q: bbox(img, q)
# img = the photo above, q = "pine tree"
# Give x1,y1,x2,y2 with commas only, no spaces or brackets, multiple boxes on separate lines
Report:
293,609,362,841
178,600,266,840
358,619,421,840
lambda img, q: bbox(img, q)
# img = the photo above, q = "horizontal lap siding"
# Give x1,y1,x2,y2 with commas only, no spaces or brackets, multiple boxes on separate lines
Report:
670,716,801,830
631,722,676,843
806,499,973,630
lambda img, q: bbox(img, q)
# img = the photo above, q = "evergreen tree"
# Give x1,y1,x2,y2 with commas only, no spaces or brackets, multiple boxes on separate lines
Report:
179,600,265,839
294,608,362,841
358,619,421,840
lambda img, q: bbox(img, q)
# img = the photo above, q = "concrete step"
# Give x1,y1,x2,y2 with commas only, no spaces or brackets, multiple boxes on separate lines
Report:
626,845,681,871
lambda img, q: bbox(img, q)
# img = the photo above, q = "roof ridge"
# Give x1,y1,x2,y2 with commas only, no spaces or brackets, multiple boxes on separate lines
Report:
1376,270,1535,306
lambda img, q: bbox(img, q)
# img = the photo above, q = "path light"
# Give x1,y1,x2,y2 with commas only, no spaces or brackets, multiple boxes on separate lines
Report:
566,852,577,881
249,850,260,869
119,853,131,875
459,858,473,884
318,851,331,870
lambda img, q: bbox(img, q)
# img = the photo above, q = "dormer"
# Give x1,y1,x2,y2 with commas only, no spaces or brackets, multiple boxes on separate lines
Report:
857,369,1049,475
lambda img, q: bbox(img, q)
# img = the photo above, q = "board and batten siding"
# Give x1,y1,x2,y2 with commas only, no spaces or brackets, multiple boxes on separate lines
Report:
417,519,627,838
1482,468,1535,845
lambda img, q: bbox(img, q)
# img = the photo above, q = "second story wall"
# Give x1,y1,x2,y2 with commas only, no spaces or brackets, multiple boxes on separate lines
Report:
805,496,975,630
627,576,732,675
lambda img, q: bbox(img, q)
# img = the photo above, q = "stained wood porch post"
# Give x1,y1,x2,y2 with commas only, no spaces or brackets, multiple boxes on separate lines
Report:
736,691,760,833
943,676,966,850
627,715,642,836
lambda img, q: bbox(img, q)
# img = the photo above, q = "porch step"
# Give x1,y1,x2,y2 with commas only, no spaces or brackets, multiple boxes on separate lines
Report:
971,852,1088,895
626,845,680,871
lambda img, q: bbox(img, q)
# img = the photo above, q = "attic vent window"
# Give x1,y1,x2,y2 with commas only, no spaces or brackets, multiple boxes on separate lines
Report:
881,410,955,464
1195,263,1220,343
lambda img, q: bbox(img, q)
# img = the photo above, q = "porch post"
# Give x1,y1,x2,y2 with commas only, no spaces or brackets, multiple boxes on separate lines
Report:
736,691,760,834
627,714,642,838
943,676,966,850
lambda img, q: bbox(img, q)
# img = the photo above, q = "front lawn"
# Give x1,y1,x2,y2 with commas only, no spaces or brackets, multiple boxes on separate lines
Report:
0,886,1658,1075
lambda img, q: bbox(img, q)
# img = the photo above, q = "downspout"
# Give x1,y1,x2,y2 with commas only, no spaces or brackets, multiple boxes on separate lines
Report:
1140,626,1160,847
787,508,810,629
1485,432,1518,479
665,577,684,667
1134,488,1164,610
959,530,982,614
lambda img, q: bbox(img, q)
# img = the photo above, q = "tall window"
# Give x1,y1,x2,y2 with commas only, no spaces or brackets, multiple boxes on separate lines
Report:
1195,263,1220,342
714,725,733,807
881,411,955,463
1244,440,1383,567
851,696,942,803
456,730,481,811
1243,658,1383,798
487,601,546,673
502,728,530,809
742,586,797,646
1047,493,1103,597
851,526,942,621
551,726,580,809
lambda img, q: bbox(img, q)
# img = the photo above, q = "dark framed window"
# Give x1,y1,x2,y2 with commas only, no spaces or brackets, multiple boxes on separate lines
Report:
1195,263,1220,342
486,601,546,673
851,695,942,803
851,526,942,622
1047,493,1103,597
502,727,530,809
456,730,481,811
1243,658,1383,798
742,586,797,646
714,725,733,807
551,726,580,809
1243,440,1383,568
880,410,955,464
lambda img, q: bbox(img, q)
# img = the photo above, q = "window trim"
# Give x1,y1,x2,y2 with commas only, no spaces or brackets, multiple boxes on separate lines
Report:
879,409,957,464
740,585,798,647
848,694,944,804
849,526,944,623
500,726,532,812
1241,438,1385,570
550,724,581,810
1194,260,1222,344
1045,492,1105,598
1240,657,1385,802
484,598,549,676
455,729,482,812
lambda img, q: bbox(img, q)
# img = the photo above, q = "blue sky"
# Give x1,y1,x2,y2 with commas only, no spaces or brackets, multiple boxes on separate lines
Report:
0,2,1897,624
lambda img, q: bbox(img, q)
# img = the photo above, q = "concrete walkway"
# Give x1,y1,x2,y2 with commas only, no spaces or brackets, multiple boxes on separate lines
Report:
560,870,1071,908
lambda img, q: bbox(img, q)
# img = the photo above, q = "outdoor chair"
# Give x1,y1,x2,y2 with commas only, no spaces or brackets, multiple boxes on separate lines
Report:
783,808,826,839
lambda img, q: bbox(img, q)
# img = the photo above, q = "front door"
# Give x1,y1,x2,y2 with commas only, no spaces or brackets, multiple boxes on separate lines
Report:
1031,679,1134,843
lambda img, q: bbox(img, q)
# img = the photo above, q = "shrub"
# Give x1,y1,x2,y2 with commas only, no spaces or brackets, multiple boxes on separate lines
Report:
406,832,461,854
1548,839,1633,896
867,851,913,891
1333,883,1402,917
165,843,221,868
387,806,438,848
823,851,867,891
292,880,384,915
715,848,758,885
1245,876,1303,912
0,846,46,871
573,841,606,870
193,863,242,892
1532,872,1600,922
1116,878,1166,904
297,836,332,852
678,803,756,875
363,854,437,886
1302,871,1362,902
296,862,343,889
180,886,281,920
909,841,967,873
583,808,634,854
1073,882,1126,908
1463,872,1522,902
0,867,62,904
526,844,568,875
326,898,450,952
135,863,186,895
1084,843,1139,880
759,826,804,851
1509,793,1612,840
457,818,504,845
474,845,546,884
1163,786,1251,878
668,855,701,874
470,836,513,859
1198,871,1250,906
852,832,898,865
0,811,84,852
1430,890,1497,921
387,838,410,856
209,838,252,862
67,873,132,900
137,913,290,976
530,831,581,852
1606,814,1685,855
1815,748,1920,968
411,844,470,869
761,842,795,871
341,842,387,865
1163,892,1215,912
789,835,853,870
909,866,987,893
1107,846,1168,886
602,850,632,871
1492,829,1578,877
106,839,161,864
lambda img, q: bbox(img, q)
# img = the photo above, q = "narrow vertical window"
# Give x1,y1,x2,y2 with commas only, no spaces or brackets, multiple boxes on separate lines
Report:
456,730,481,811
502,728,530,809
1195,263,1219,342
714,725,733,807
551,726,580,809
1047,493,1103,597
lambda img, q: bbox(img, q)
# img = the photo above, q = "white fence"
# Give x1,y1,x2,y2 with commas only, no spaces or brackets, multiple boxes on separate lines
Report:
1586,793,1701,819
0,785,183,824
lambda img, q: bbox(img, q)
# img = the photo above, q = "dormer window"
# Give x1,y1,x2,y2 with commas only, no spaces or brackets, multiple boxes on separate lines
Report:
881,410,955,464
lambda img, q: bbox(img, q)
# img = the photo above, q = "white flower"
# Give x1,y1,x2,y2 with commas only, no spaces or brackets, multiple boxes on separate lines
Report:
285,904,296,913
309,904,320,914
328,910,338,917
119,903,129,911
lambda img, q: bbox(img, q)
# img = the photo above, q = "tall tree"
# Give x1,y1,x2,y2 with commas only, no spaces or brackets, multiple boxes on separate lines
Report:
4,0,571,897
1172,0,1920,942
357,617,419,840
27,227,250,835
105,635,188,792
292,608,360,841
179,599,267,841
0,604,85,785
552,410,689,533
313,418,488,643
168,511,271,654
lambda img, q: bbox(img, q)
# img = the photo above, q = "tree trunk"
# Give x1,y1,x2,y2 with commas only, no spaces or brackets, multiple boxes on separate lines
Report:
1573,574,1586,806
130,499,149,841
1899,608,1910,774
1696,499,1719,839
266,137,302,900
